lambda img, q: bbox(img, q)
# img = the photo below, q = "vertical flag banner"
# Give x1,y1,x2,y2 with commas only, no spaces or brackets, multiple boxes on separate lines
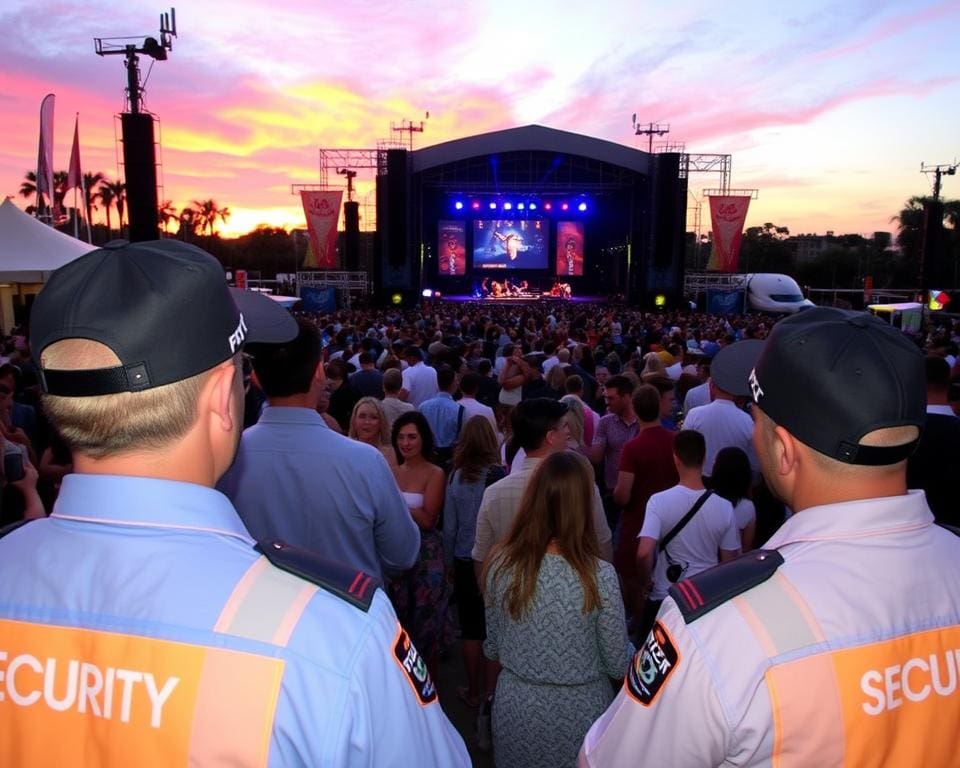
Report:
66,115,82,194
66,114,88,240
36,94,56,217
707,195,751,272
300,191,343,269
556,221,585,276
437,221,466,276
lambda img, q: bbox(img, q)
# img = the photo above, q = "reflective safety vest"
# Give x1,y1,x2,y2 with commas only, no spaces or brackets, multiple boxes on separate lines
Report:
0,554,316,767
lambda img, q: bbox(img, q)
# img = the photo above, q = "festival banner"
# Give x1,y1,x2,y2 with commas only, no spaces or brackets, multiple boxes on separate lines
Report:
36,94,56,215
556,221,585,276
300,191,342,269
707,195,751,272
437,221,466,276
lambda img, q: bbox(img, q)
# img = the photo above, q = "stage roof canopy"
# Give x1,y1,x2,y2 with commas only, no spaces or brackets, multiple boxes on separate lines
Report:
411,124,652,175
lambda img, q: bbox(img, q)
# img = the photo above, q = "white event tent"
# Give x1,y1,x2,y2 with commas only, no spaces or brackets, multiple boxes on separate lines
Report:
0,197,97,332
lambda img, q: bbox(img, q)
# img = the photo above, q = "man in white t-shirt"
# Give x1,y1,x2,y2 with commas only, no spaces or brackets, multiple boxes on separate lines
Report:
635,429,740,639
399,345,438,407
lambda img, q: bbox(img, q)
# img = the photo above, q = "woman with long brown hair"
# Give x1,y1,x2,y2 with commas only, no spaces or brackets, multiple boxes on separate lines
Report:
482,451,632,768
442,415,506,713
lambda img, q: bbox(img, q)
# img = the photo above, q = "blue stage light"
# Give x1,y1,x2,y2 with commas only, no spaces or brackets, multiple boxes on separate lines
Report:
454,201,464,210
517,202,525,210
529,202,537,211
489,202,497,210
578,202,587,211
503,202,513,211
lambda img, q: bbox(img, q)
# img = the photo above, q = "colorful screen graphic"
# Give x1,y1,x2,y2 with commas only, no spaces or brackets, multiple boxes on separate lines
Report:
556,221,585,276
472,220,547,270
438,221,466,276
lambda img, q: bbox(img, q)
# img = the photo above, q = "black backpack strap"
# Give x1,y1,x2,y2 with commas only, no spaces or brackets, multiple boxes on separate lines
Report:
256,540,381,612
659,491,713,553
457,404,465,435
0,518,36,540
669,549,784,623
937,522,960,538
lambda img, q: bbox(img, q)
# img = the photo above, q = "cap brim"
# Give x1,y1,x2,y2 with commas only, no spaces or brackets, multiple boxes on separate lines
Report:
710,340,765,397
230,288,298,345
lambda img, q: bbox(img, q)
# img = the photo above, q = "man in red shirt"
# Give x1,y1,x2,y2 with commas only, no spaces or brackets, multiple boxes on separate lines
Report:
613,384,679,630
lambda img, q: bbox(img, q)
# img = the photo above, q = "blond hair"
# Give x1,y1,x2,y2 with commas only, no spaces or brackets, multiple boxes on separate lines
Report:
41,339,215,459
348,396,390,445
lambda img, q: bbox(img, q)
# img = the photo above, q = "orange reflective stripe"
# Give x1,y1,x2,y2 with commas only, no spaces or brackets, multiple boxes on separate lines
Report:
766,654,845,767
187,645,284,766
214,556,318,647
0,619,283,768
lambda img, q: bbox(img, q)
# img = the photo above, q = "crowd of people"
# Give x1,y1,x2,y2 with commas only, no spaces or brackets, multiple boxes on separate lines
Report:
1,252,960,765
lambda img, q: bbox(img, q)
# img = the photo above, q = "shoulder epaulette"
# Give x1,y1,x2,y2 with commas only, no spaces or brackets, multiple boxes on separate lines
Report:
256,540,381,612
669,549,784,624
0,518,36,540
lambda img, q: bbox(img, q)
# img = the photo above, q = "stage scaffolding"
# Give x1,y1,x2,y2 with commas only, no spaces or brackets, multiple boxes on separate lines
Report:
297,270,371,309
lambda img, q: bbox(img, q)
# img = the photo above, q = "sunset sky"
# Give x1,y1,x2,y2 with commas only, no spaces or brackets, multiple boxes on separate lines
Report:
1,0,957,239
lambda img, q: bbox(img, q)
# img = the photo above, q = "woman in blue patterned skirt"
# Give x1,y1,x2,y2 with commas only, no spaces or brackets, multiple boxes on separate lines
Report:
483,451,634,767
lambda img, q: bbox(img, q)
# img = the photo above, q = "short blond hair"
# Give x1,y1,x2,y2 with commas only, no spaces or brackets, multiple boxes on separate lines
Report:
41,339,215,459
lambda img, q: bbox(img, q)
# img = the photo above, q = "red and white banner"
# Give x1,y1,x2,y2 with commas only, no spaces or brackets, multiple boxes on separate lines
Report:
300,191,342,269
65,115,82,194
707,195,751,272
36,94,56,211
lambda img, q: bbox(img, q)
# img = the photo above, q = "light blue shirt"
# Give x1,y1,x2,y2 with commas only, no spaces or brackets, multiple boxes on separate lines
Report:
419,392,463,449
0,473,469,766
217,406,419,579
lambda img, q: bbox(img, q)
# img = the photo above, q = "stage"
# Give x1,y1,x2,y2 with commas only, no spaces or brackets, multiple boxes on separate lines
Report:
436,294,607,304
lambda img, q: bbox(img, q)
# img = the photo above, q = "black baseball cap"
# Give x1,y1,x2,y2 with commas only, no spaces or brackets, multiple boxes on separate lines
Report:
710,340,765,397
31,240,298,396
749,307,925,465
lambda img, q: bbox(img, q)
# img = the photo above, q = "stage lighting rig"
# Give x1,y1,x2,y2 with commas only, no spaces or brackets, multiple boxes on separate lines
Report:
921,160,958,201
95,8,176,114
631,113,670,154
337,168,357,201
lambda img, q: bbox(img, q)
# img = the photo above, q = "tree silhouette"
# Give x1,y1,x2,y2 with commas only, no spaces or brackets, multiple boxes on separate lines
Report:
97,183,115,236
191,199,231,238
158,200,178,234
100,179,126,236
82,171,105,229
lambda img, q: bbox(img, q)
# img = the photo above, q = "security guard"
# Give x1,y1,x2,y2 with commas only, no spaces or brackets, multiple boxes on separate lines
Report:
580,307,960,767
0,241,469,766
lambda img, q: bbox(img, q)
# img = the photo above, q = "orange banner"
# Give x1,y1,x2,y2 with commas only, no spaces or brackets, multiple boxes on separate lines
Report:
0,619,283,767
707,196,751,272
300,191,342,269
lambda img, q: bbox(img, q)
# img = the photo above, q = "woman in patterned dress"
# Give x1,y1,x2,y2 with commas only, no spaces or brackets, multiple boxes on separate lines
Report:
483,451,633,768
390,411,448,679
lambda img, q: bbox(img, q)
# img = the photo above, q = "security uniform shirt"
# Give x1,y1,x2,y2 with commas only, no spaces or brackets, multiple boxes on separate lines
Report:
580,491,960,767
0,474,469,767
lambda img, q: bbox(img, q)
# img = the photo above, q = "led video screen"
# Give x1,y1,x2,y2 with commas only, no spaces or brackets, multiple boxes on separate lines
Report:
556,221,585,276
472,220,547,270
437,221,466,276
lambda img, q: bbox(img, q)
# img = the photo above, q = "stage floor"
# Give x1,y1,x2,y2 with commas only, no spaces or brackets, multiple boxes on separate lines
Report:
440,294,605,304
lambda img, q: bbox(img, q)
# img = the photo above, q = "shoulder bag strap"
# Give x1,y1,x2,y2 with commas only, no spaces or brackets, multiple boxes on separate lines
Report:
659,490,713,553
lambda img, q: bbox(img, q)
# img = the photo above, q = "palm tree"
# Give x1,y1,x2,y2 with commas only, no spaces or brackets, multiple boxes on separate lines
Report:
101,180,126,235
158,200,178,234
82,171,105,229
192,199,231,238
178,206,199,241
98,184,116,236
19,171,39,216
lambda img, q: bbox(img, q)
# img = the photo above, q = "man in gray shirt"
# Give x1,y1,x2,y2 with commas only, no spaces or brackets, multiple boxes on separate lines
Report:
218,318,419,579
